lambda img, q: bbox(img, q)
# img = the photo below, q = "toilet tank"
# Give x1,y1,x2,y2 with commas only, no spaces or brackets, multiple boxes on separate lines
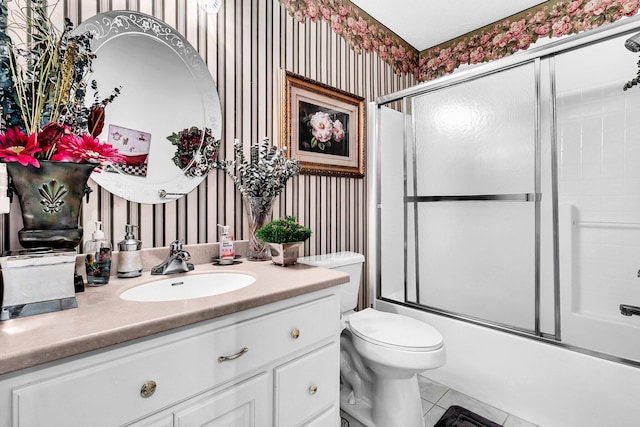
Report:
297,251,365,313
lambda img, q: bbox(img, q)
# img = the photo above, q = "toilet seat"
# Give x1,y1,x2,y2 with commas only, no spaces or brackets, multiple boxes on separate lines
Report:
348,308,443,352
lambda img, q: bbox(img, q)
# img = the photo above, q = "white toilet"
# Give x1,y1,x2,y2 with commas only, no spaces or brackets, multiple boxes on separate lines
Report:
297,252,445,427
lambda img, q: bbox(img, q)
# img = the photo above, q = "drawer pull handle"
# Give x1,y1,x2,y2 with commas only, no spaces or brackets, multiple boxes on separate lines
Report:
218,347,248,363
309,385,318,395
140,380,157,398
291,328,300,339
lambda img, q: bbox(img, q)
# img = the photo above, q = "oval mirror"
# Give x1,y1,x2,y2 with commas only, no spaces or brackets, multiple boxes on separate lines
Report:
75,11,222,204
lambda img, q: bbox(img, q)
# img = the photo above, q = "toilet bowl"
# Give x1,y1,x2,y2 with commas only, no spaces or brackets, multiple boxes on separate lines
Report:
297,252,445,427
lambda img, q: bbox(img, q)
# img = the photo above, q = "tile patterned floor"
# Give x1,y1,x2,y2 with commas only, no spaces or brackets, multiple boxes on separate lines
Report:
340,374,539,427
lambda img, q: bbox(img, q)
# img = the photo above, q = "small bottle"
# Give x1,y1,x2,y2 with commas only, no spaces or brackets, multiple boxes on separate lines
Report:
85,221,112,286
217,224,235,260
117,224,143,278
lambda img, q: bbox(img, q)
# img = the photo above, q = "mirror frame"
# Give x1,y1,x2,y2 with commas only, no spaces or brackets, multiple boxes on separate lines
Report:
75,11,222,204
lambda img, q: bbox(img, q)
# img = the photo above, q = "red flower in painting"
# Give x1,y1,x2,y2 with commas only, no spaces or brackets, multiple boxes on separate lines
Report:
0,127,42,167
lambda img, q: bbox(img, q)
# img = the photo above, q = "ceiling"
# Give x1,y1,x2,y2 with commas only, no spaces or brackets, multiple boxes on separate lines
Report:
349,0,547,51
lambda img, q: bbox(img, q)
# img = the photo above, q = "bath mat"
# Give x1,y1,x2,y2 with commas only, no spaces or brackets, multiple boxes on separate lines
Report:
435,405,501,427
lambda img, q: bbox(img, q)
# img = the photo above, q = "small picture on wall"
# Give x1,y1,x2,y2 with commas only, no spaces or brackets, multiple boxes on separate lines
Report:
298,100,350,157
107,124,151,177
281,70,364,177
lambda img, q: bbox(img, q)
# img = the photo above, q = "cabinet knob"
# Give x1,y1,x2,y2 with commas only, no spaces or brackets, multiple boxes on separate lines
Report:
291,328,300,339
140,380,157,398
309,385,318,395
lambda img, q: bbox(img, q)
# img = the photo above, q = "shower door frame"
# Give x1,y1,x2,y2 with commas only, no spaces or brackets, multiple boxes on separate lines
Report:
405,60,546,338
369,14,640,367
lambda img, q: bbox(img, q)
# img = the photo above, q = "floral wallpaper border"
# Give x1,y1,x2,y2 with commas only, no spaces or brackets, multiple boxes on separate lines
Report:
280,0,640,82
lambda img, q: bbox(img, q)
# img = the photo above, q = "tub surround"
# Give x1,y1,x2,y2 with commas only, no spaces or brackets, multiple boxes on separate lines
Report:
0,244,349,376
380,301,640,427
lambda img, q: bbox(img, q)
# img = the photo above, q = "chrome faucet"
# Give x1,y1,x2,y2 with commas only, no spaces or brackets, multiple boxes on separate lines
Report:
151,240,194,275
620,304,640,317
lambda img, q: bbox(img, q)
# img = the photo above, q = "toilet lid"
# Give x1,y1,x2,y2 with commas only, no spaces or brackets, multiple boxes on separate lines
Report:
349,308,443,352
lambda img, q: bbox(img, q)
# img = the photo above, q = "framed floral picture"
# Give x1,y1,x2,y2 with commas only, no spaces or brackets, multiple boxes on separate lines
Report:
280,70,365,177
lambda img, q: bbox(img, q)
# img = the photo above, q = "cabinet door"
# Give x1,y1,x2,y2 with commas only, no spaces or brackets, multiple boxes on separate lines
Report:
173,373,269,427
274,342,339,427
301,406,339,427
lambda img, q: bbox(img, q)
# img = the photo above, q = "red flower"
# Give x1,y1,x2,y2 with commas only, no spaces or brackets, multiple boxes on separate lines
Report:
54,133,125,171
37,122,68,153
88,105,105,138
0,127,42,167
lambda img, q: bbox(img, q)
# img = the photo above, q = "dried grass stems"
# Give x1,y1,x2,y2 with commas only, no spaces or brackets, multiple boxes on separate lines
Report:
0,0,117,136
214,137,301,212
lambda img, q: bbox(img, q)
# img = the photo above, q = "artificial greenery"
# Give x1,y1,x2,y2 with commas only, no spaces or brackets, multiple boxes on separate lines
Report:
0,0,119,135
256,216,311,244
623,57,640,91
213,137,300,212
167,126,220,177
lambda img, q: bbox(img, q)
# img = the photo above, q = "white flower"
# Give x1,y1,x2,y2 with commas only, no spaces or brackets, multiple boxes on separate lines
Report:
309,111,333,143
332,119,345,142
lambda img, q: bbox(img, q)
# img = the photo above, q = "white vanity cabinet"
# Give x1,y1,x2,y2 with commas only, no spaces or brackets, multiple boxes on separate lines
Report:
0,291,340,427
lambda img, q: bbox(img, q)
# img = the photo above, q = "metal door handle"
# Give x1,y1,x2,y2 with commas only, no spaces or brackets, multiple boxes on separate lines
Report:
218,347,248,362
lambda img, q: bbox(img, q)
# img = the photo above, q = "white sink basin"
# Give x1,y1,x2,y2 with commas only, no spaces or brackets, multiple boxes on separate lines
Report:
120,273,256,302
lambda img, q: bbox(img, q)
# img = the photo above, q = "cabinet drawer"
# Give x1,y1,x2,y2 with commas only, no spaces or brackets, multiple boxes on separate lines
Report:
211,294,339,385
12,333,210,427
274,342,340,427
11,295,338,427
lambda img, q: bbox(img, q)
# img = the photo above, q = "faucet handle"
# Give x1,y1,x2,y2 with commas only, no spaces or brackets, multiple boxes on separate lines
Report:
178,250,192,262
170,240,183,253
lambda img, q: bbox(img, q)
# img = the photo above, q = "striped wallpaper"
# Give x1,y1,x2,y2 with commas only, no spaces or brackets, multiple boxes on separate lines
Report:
1,0,414,308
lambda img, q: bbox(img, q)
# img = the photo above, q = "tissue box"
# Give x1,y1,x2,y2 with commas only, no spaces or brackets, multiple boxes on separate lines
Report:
1,251,77,309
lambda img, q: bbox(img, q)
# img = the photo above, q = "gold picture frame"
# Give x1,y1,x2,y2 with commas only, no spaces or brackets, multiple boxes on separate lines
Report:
280,70,365,178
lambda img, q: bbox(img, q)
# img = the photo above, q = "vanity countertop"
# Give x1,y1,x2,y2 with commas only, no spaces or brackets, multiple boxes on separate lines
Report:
0,259,349,376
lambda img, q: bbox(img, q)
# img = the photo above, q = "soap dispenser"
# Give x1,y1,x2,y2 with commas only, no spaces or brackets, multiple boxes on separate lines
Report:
217,224,235,260
117,224,142,278
85,221,112,286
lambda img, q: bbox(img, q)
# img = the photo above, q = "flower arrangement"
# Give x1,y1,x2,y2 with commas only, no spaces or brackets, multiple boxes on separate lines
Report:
0,0,123,170
167,126,220,178
256,215,311,244
303,110,345,151
213,137,301,211
0,123,123,169
213,137,300,260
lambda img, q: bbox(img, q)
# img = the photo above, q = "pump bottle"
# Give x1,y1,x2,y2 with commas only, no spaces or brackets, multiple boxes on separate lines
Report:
217,224,235,260
85,221,112,286
117,224,142,278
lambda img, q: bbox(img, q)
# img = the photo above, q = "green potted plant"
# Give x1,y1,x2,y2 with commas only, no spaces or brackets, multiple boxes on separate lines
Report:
256,216,311,266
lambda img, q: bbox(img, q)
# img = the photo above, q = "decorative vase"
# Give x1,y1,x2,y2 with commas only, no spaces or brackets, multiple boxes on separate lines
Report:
243,196,273,261
6,160,96,250
268,242,303,266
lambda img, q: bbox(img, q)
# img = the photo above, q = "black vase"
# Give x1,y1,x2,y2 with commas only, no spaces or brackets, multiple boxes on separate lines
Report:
6,160,96,250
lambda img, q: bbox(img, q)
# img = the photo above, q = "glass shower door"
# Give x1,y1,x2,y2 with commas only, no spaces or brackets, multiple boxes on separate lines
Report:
408,63,538,331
